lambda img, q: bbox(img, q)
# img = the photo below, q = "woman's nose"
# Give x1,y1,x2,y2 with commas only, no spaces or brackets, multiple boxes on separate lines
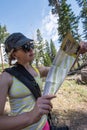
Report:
29,47,34,52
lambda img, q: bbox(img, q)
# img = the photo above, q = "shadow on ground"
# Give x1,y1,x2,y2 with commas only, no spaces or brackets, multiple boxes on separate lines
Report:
51,109,87,130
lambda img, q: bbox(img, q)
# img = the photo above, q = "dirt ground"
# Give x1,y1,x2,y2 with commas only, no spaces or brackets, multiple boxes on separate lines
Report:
4,79,87,130
51,80,87,130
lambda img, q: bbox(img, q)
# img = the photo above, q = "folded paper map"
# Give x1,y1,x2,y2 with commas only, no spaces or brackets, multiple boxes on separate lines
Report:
43,33,80,95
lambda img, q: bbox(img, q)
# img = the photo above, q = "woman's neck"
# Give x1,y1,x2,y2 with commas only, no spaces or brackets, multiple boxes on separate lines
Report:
17,62,38,77
17,62,32,69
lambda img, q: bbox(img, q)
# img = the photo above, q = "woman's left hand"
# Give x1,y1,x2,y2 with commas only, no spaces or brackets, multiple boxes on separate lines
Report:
79,41,87,54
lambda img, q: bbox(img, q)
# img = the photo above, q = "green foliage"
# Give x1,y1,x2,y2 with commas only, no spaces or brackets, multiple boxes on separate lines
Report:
50,39,57,62
45,40,51,56
81,2,87,40
48,0,80,42
48,0,87,68
58,0,80,42
43,40,52,66
76,0,87,7
34,29,45,66
43,53,52,66
0,25,9,44
0,25,9,70
76,0,87,62
43,39,57,66
36,29,43,42
48,0,60,14
76,0,87,40
34,29,57,66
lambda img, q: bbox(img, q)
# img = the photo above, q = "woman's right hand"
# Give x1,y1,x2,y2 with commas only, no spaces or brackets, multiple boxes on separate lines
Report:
31,95,56,123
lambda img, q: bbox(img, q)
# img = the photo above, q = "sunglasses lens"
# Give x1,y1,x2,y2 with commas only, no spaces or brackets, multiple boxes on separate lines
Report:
30,43,34,49
22,43,34,52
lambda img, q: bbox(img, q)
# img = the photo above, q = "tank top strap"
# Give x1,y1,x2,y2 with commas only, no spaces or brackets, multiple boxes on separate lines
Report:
32,66,40,75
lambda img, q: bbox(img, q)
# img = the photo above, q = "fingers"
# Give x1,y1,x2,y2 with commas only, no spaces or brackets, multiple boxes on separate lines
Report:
37,99,53,110
80,41,87,54
36,103,52,116
31,95,56,123
36,95,56,114
38,104,52,115
41,95,56,100
37,95,56,109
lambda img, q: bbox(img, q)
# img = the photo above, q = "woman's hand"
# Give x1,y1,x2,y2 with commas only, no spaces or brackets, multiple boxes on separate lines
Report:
79,41,87,54
31,95,56,123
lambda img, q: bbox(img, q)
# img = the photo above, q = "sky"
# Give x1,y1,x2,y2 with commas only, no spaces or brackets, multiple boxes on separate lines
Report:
0,0,83,48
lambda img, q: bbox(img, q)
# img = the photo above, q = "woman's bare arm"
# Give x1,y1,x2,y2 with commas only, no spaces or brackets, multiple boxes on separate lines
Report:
0,72,33,130
37,66,50,77
0,72,55,130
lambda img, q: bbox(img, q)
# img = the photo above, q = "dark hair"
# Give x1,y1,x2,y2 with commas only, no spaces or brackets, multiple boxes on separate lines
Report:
9,53,16,66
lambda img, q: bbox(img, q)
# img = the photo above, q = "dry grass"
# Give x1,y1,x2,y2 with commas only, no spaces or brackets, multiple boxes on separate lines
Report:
51,79,87,130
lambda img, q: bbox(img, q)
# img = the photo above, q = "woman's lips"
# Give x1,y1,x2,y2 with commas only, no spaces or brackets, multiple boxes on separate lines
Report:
29,53,34,57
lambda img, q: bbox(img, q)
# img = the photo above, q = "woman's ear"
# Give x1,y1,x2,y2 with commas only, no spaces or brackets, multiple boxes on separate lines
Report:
12,52,16,59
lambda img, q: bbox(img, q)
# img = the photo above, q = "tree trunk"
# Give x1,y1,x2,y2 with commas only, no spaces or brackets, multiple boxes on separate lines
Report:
68,63,87,75
0,44,4,71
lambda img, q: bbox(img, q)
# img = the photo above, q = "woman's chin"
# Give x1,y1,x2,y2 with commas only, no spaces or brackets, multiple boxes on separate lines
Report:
29,57,34,62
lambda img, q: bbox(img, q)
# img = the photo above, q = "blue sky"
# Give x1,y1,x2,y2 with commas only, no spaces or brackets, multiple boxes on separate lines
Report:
0,0,49,36
0,0,83,47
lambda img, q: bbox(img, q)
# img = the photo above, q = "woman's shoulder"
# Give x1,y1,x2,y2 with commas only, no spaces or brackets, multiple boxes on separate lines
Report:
0,71,13,87
37,66,50,77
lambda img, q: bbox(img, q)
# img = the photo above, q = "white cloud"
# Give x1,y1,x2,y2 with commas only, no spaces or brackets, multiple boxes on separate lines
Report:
41,11,58,43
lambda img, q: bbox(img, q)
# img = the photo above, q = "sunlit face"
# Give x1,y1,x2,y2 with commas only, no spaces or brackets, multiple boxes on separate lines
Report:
12,43,35,64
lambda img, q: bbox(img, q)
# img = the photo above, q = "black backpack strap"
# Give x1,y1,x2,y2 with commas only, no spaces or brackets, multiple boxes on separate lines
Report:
4,64,41,100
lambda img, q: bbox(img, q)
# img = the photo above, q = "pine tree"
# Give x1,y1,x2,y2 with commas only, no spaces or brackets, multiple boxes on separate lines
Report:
45,40,51,56
0,25,9,43
58,0,80,42
76,0,87,66
76,0,86,7
43,40,52,66
43,53,52,66
48,0,60,14
50,39,57,62
35,29,45,67
48,0,80,42
76,0,87,40
0,25,9,70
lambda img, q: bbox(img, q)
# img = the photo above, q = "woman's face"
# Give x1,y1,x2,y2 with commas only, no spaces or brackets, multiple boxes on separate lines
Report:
13,43,35,64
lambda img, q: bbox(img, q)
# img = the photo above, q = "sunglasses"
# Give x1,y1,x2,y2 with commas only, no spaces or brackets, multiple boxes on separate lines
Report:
14,43,34,52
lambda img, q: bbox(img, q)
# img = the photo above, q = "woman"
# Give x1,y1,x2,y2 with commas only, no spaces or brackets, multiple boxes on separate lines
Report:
0,33,56,130
0,33,87,130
